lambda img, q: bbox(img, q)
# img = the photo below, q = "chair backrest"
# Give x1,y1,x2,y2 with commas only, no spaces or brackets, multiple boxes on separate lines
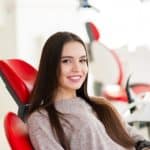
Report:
4,112,33,150
0,59,37,118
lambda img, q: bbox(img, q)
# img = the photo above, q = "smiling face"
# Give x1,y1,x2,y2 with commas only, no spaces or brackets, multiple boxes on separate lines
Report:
56,41,88,100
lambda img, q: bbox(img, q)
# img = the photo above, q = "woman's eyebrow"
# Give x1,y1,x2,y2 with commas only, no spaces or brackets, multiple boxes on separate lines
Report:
61,56,73,59
61,55,87,59
80,55,87,58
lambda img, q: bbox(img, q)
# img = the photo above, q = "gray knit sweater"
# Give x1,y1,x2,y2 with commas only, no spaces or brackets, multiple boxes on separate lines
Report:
27,97,144,150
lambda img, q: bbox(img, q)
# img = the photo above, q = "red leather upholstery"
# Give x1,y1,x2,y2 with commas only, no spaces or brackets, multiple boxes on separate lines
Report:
85,22,100,41
0,59,37,104
4,112,33,150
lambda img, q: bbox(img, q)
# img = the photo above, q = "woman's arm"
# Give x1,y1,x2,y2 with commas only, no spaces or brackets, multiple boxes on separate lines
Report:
27,110,64,150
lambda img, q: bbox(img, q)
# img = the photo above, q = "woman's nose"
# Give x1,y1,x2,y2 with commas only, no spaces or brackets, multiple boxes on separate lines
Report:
72,61,81,72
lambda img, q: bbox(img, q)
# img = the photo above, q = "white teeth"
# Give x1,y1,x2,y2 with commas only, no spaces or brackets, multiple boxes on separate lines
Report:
69,76,81,80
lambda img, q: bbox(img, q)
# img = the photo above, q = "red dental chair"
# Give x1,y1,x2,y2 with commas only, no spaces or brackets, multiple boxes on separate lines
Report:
0,59,37,150
0,59,37,119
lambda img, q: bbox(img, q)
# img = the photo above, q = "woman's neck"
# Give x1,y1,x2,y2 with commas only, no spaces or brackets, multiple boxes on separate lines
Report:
54,88,77,102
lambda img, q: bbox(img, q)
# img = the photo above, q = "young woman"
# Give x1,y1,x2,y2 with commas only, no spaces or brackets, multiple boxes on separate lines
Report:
27,32,149,150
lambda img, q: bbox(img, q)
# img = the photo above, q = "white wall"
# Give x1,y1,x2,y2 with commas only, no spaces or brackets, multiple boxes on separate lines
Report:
0,0,17,59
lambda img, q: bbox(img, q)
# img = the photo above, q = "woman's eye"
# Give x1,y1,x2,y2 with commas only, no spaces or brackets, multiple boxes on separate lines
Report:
80,59,87,63
62,59,71,63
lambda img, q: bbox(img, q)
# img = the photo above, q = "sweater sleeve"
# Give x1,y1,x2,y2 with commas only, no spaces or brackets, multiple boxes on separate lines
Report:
27,111,64,150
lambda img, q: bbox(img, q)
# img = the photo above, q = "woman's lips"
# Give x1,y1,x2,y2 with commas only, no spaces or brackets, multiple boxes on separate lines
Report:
67,75,82,82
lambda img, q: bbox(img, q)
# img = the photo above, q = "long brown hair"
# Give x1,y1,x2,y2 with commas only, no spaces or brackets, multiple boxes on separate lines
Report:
28,31,135,149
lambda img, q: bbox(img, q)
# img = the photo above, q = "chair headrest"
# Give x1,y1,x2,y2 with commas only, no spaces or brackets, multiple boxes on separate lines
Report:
0,59,37,104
